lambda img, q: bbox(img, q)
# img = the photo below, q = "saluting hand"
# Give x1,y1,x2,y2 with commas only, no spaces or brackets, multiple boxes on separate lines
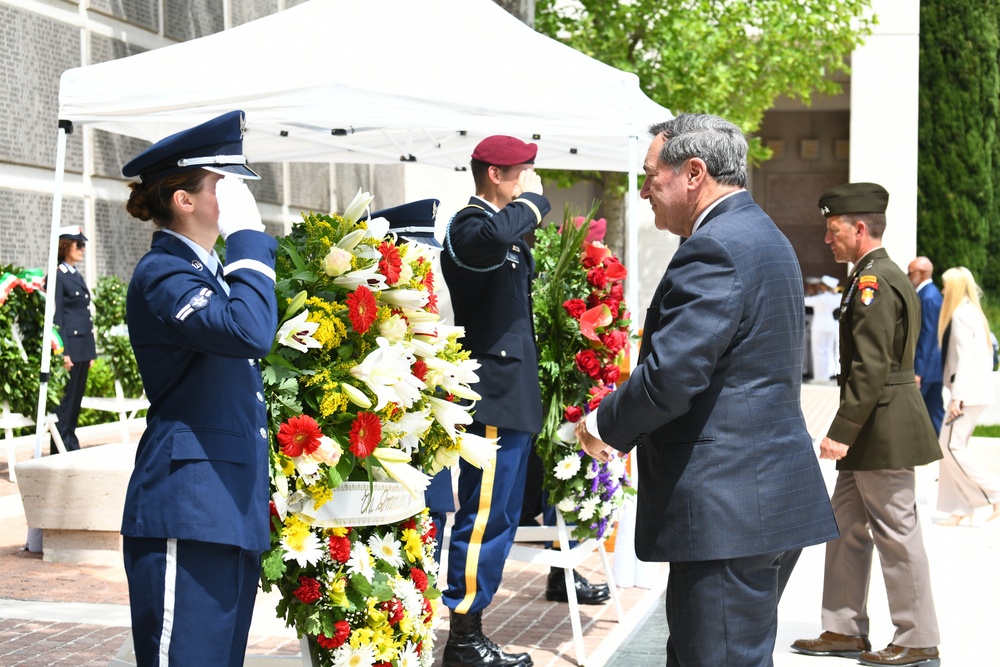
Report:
216,176,264,240
514,168,543,198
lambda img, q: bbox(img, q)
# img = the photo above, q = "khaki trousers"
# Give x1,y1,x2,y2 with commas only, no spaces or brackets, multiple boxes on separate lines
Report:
937,404,1000,515
821,469,940,648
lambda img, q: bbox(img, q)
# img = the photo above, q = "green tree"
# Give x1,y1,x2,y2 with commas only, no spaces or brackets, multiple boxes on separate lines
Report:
917,2,999,294
534,0,874,254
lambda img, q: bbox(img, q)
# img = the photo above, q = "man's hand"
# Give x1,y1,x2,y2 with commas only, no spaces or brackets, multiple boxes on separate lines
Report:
216,176,264,240
574,420,616,462
915,374,922,389
819,436,849,461
514,168,543,197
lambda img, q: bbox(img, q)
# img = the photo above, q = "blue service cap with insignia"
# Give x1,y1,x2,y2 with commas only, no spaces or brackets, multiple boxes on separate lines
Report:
367,199,442,249
58,225,88,242
122,110,260,182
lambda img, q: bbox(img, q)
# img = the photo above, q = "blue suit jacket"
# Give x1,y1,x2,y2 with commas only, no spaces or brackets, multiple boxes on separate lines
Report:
122,230,277,552
913,281,943,386
440,193,551,433
596,192,838,562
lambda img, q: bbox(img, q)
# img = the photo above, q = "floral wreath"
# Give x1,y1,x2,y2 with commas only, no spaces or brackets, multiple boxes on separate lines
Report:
531,212,636,541
260,191,496,667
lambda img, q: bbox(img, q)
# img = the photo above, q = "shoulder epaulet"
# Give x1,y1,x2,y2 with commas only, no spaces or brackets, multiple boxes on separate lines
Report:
58,264,68,273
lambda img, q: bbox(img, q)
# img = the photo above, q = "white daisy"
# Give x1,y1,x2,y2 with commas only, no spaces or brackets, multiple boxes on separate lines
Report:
346,541,375,579
397,642,421,667
553,454,581,481
368,532,405,568
332,642,377,667
280,529,325,567
578,496,601,521
393,576,424,620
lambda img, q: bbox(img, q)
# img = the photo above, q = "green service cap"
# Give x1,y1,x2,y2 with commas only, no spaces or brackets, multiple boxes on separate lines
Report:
818,182,889,217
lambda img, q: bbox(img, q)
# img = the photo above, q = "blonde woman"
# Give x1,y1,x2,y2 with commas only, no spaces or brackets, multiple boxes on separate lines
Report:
936,266,1000,525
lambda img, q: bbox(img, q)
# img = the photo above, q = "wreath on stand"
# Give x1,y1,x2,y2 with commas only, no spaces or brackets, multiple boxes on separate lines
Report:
259,191,495,667
531,211,636,542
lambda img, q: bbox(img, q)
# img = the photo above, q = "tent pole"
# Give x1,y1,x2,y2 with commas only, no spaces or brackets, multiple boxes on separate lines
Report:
626,134,639,371
34,124,71,459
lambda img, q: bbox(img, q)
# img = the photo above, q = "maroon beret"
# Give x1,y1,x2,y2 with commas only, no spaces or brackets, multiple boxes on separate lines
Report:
471,135,537,166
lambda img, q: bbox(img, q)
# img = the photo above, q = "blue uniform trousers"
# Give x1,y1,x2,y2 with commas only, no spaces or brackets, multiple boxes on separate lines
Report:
425,469,455,564
443,423,533,614
123,537,260,667
53,361,90,453
665,550,800,667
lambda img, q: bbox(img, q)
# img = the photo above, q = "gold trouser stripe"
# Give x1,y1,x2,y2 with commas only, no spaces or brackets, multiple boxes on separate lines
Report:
456,424,498,614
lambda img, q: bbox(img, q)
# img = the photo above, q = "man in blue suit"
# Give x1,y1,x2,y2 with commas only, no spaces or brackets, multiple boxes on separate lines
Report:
576,114,839,667
907,257,944,434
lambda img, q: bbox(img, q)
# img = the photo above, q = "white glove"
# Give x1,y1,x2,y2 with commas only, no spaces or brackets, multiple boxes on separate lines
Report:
515,168,543,197
216,176,264,240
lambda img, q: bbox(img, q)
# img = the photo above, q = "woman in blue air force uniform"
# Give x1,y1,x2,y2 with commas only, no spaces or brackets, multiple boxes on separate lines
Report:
119,111,277,667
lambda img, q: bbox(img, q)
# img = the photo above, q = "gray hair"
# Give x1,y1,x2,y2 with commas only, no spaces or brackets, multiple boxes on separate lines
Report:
649,114,748,188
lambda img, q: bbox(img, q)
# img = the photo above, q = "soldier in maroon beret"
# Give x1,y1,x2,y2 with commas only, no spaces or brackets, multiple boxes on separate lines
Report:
438,137,550,667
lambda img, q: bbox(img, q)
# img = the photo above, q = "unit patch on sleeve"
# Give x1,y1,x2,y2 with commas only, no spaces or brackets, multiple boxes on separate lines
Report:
857,275,879,306
175,287,214,321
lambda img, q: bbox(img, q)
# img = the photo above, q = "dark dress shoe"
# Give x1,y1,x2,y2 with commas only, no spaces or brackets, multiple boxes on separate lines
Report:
858,645,940,666
545,568,611,605
791,631,871,658
443,611,533,667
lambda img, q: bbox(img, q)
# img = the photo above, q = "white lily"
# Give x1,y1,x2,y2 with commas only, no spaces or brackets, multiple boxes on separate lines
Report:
284,290,308,318
349,337,426,411
387,407,433,454
337,228,366,251
372,447,431,499
404,310,441,324
333,264,388,291
408,337,441,361
275,310,322,352
426,395,474,440
422,356,482,400
364,216,390,240
457,430,500,470
343,188,375,224
378,288,428,309
340,382,372,408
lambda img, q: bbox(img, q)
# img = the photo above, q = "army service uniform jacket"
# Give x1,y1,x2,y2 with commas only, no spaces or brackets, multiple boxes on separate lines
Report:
440,193,550,433
122,230,278,552
827,247,941,471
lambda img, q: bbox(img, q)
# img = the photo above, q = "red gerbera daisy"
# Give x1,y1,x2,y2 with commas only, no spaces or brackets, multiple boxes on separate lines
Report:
378,241,402,285
411,358,428,382
346,286,378,334
349,412,382,458
277,414,322,458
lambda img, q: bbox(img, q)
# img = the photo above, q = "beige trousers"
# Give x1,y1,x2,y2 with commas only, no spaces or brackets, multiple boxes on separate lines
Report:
937,404,1000,515
821,469,940,648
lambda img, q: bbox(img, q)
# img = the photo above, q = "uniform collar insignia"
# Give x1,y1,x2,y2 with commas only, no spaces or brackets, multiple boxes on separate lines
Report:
191,260,204,271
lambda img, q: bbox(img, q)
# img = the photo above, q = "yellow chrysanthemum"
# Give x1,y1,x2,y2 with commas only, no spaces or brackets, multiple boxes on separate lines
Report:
349,626,375,649
280,456,296,477
401,529,423,562
370,625,402,661
281,515,312,549
330,527,349,538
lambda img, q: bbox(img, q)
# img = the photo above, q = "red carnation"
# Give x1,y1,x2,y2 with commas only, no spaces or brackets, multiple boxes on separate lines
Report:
316,620,350,649
422,597,433,623
601,329,629,355
329,535,351,563
378,241,403,285
277,414,323,458
586,266,608,289
401,518,417,531
412,358,428,382
575,349,602,379
381,598,405,625
410,567,429,592
600,364,621,385
424,521,437,544
562,298,587,319
564,405,584,423
293,576,322,604
349,412,382,458
346,285,378,334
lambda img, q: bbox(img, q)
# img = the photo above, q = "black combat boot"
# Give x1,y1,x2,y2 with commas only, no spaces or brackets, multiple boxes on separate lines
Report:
545,567,611,605
443,610,533,667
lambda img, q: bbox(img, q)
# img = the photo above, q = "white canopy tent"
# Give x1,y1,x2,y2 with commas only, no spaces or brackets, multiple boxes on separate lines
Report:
38,0,670,588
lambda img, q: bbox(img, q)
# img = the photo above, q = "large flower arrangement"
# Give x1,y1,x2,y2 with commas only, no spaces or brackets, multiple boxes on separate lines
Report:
532,213,636,541
260,191,496,667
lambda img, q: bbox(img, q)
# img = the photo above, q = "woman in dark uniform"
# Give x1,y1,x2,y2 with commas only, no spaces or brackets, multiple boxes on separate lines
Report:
119,111,278,667
49,225,96,453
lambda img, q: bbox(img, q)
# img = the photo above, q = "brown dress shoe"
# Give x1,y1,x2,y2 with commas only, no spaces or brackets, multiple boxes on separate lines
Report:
858,644,940,666
791,631,871,658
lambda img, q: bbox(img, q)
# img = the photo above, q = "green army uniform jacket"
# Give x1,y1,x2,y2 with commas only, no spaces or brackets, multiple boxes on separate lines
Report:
827,247,942,471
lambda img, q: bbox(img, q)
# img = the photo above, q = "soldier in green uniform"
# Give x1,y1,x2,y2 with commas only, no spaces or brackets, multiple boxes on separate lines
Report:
793,183,942,667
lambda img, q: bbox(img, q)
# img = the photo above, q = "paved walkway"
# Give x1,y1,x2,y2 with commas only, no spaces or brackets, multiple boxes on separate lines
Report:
1,385,998,666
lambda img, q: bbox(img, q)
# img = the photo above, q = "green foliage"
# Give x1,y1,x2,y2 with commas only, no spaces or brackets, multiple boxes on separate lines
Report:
0,266,65,428
92,275,143,398
917,2,1000,293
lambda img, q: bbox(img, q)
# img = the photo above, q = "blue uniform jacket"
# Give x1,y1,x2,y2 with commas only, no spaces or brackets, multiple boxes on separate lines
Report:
440,193,551,433
596,192,838,562
914,281,943,386
50,264,97,362
122,230,277,552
